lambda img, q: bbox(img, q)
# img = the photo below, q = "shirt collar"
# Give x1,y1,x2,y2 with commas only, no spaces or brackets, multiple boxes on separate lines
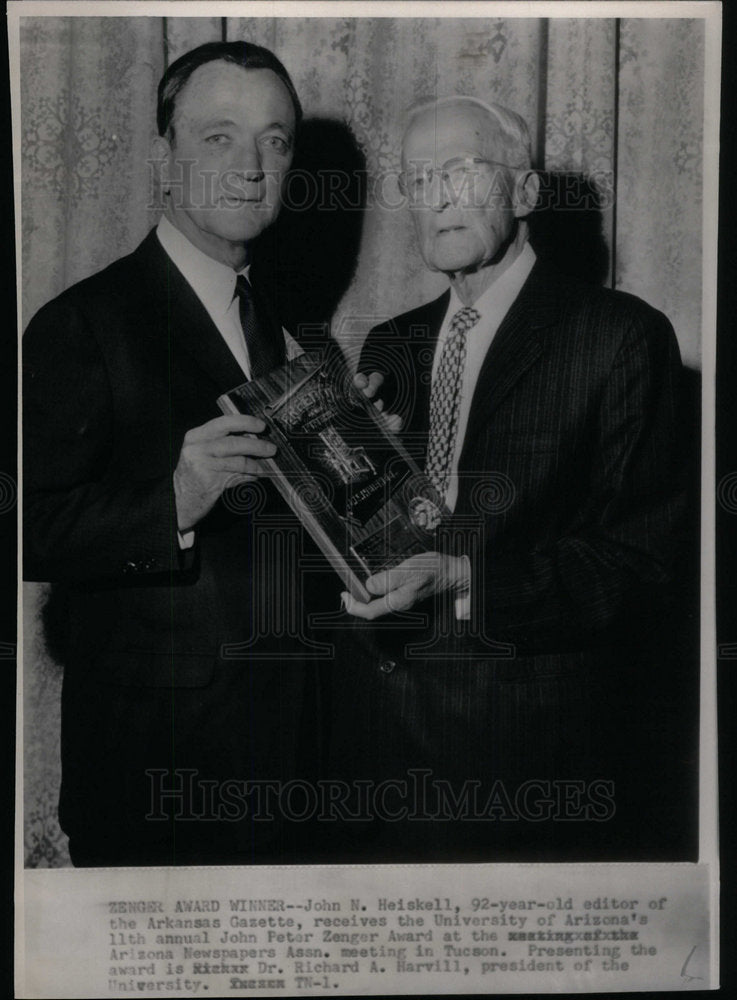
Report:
447,241,537,319
156,215,250,317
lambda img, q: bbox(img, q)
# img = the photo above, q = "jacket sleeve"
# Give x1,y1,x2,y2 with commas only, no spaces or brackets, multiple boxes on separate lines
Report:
23,296,194,583
476,307,686,649
360,305,687,651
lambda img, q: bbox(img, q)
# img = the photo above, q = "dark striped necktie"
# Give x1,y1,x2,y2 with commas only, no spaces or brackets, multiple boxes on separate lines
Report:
234,274,285,380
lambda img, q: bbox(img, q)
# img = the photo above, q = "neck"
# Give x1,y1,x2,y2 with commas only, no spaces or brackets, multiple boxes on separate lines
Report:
447,223,528,306
163,205,249,271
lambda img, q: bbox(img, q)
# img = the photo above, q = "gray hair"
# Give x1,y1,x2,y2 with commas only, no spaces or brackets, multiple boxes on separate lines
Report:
403,95,532,170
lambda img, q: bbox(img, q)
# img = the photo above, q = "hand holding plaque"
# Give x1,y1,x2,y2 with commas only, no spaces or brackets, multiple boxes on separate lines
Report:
218,351,447,602
341,550,471,619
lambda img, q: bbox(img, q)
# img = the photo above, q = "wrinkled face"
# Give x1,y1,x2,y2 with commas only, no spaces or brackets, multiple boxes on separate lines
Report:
402,105,524,274
160,62,296,262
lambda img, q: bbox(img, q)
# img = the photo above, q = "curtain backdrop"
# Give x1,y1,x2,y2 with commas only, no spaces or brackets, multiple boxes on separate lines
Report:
19,15,705,867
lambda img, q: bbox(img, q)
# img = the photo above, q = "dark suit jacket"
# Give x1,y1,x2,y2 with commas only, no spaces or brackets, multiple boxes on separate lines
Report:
326,261,696,861
23,230,324,865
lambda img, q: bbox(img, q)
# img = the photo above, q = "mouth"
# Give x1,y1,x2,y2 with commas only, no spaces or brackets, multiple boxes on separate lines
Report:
219,196,263,208
436,225,467,235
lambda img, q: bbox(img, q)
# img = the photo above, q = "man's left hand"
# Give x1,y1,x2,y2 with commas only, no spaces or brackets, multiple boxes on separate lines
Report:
354,371,403,433
342,552,470,620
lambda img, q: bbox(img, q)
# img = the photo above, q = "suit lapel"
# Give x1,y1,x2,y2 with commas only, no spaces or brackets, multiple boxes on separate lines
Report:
406,290,450,441
136,229,249,395
459,262,562,459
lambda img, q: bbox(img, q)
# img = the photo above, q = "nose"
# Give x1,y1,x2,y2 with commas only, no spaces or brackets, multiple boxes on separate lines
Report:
427,171,450,213
228,140,264,182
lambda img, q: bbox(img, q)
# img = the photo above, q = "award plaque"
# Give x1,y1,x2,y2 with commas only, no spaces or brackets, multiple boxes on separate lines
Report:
217,351,446,602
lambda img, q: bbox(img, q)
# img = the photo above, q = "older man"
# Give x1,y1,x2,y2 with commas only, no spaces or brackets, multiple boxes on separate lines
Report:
23,41,324,866
328,96,692,861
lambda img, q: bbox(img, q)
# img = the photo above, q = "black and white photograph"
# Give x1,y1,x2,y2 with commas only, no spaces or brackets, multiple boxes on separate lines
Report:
12,1,720,995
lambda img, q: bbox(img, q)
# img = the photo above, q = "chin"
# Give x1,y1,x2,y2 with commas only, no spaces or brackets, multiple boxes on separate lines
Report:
430,251,484,273
213,216,276,244
425,236,489,274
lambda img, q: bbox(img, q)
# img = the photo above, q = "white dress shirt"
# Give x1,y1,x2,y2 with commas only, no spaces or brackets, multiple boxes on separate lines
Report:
432,241,537,513
156,215,302,378
431,241,536,619
156,216,302,547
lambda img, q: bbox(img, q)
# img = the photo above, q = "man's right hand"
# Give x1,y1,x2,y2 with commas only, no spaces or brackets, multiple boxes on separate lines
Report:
173,414,276,532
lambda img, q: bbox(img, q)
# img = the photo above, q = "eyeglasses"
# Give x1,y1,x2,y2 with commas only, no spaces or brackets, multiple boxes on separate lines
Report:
398,156,522,204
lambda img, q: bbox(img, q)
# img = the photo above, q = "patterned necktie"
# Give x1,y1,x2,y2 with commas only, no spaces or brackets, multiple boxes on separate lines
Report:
425,305,481,499
234,274,284,380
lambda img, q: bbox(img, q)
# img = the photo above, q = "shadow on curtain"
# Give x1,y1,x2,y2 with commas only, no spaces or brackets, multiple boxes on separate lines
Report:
19,14,706,867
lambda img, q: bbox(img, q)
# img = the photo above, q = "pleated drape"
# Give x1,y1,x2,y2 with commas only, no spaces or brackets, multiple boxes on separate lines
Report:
19,14,705,866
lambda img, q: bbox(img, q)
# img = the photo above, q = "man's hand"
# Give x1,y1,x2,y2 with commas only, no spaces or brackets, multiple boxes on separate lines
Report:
342,552,470,620
354,371,402,433
173,414,276,532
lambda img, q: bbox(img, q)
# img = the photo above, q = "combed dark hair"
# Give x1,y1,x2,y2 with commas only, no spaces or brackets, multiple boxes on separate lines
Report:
157,40,303,138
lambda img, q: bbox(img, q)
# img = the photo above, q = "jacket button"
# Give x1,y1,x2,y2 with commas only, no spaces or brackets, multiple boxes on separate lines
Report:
379,659,397,674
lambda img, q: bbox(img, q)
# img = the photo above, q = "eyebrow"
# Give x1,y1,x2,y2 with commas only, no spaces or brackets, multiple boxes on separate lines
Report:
263,121,294,137
197,118,294,138
198,118,238,131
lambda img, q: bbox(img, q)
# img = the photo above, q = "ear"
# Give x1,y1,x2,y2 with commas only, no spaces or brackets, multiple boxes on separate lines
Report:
150,134,173,194
513,170,540,219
